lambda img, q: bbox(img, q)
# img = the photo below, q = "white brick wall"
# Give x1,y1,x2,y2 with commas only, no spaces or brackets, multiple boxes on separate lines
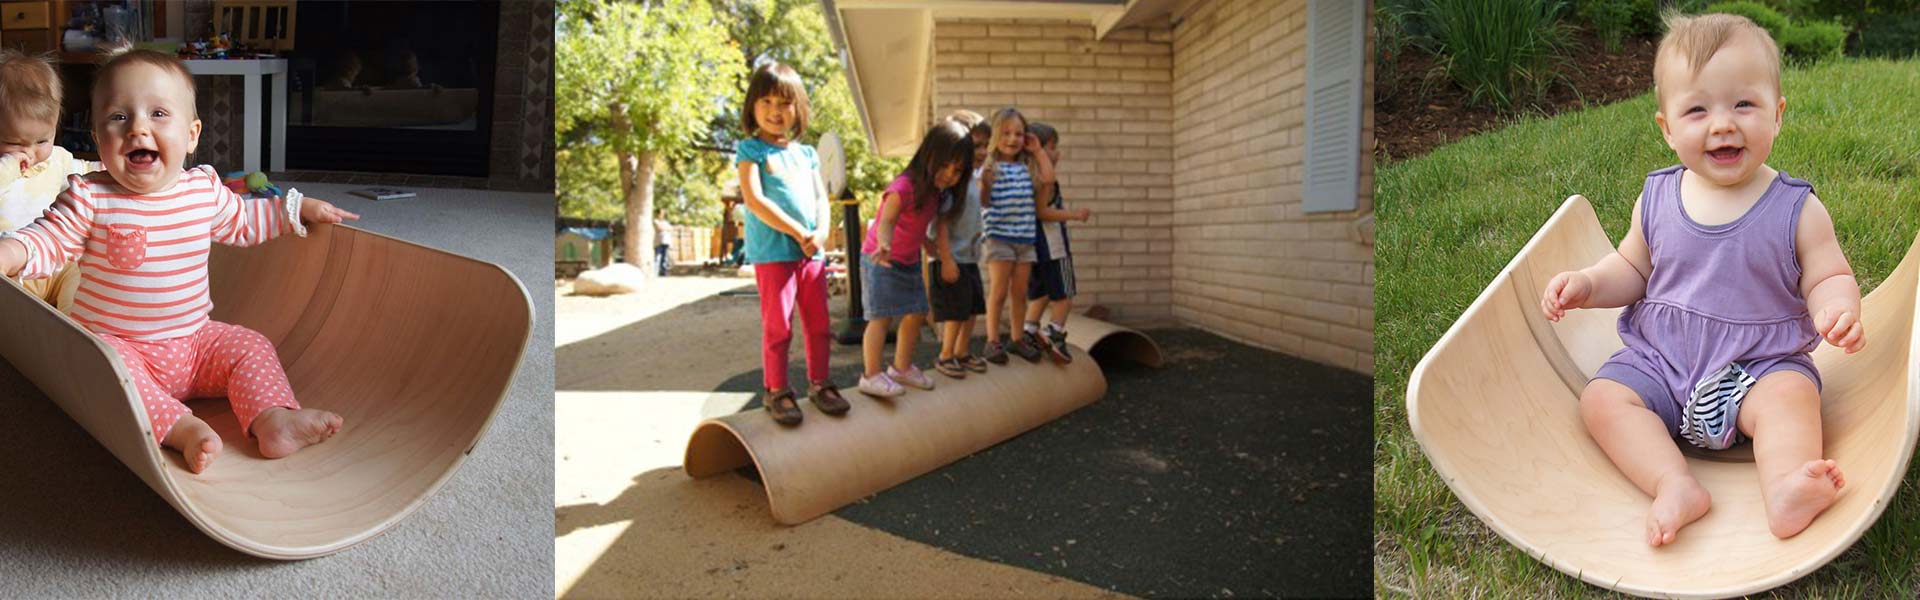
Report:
1169,0,1373,374
928,0,1374,375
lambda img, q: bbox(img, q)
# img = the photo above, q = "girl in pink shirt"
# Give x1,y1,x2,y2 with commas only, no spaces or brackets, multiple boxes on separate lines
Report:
857,120,974,397
0,50,357,473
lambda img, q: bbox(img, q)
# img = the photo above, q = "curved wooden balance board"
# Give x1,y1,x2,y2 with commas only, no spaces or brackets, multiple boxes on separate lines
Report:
1407,196,1919,599
684,314,1163,524
0,224,533,560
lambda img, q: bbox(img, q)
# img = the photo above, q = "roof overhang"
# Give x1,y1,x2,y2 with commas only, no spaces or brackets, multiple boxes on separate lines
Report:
822,0,1180,157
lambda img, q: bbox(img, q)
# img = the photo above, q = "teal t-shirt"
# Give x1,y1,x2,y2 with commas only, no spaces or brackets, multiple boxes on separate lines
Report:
735,137,823,264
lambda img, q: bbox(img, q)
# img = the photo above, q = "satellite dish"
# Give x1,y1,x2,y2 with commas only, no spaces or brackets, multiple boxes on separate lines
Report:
819,132,847,199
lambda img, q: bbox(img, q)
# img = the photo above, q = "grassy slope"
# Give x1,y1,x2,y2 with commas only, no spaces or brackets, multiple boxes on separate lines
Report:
1375,58,1920,597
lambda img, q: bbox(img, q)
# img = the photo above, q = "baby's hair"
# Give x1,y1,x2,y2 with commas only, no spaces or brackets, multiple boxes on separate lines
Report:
94,47,198,117
903,119,973,219
1654,11,1781,106
740,61,811,137
1028,121,1058,147
0,49,62,127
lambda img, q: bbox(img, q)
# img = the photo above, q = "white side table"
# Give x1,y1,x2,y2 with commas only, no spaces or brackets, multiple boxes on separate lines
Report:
182,58,289,173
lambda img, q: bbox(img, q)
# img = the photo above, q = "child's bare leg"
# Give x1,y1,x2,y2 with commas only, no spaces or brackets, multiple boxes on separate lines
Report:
862,317,893,376
940,321,964,359
894,313,925,371
163,413,222,474
1737,371,1844,539
1025,297,1048,333
984,261,1012,344
958,318,977,356
1009,263,1033,343
252,407,343,459
1048,297,1072,326
1580,379,1710,547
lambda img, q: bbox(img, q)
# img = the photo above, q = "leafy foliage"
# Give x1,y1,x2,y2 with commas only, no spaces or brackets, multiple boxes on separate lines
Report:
1418,0,1572,111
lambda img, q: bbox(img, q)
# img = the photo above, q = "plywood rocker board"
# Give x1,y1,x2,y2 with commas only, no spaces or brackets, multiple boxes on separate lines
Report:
1408,196,1919,599
685,314,1163,524
0,224,533,560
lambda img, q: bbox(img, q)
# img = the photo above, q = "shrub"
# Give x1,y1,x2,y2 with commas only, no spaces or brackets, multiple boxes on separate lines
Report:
1703,1,1793,34
1851,10,1920,58
1420,0,1572,111
1576,0,1660,51
1700,1,1850,63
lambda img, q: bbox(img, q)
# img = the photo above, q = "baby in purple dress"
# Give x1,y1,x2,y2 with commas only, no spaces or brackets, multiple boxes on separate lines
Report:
1539,13,1865,548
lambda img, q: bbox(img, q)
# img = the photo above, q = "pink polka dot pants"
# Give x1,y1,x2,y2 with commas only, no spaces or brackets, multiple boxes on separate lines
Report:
98,321,301,446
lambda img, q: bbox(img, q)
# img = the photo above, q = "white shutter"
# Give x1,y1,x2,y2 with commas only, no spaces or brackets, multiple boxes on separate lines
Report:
1301,0,1366,213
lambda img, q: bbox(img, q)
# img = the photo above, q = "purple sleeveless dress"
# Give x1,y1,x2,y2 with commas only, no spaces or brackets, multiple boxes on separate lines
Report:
1593,166,1822,447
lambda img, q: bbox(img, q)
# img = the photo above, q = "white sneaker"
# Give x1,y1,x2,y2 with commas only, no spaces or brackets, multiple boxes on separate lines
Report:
888,364,935,390
858,372,904,397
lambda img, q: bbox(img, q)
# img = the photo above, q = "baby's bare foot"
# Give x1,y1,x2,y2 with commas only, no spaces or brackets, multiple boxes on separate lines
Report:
1766,459,1845,539
1646,476,1712,547
253,408,343,459
163,415,223,474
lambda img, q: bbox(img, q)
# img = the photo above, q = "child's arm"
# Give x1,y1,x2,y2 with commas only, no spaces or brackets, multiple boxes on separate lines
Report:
737,161,815,255
931,211,958,283
1025,137,1056,207
1036,196,1091,223
1797,195,1865,353
208,168,358,246
0,179,95,278
870,190,904,267
1541,196,1652,321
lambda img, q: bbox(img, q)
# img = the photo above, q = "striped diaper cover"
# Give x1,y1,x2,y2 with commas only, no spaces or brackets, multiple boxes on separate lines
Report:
1679,362,1759,450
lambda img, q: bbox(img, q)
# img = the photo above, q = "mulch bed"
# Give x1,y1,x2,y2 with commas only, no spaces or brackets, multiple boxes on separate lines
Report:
1377,28,1660,162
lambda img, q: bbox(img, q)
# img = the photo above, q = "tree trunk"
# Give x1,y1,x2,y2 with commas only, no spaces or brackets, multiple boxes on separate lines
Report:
612,102,656,277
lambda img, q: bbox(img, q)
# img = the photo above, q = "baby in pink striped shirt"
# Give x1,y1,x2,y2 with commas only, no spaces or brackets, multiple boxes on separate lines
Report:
0,49,359,473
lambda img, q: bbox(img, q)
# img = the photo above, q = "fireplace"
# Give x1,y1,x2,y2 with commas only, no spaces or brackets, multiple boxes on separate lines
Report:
285,0,500,176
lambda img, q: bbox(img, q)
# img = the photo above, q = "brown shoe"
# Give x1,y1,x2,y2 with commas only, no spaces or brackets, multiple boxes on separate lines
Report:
809,383,850,415
764,388,802,425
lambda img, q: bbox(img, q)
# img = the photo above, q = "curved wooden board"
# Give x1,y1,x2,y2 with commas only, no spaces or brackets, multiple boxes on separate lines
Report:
0,223,533,559
684,316,1159,525
1407,196,1920,599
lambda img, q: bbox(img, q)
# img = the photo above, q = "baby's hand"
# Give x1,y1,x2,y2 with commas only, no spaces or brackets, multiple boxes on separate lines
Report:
1814,307,1866,353
300,197,361,224
1540,271,1592,322
2,151,31,174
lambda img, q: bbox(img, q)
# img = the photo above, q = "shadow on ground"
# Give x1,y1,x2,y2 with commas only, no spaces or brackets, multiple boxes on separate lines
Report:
559,287,1372,597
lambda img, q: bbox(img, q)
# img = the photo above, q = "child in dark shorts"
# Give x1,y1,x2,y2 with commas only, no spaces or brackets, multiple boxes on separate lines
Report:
927,116,993,378
1022,122,1092,363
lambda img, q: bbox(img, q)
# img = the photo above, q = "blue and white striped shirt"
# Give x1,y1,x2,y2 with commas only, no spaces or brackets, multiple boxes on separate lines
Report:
983,161,1037,244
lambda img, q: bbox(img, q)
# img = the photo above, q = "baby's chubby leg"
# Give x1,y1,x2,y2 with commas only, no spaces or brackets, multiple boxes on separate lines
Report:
1579,379,1710,547
1738,371,1844,539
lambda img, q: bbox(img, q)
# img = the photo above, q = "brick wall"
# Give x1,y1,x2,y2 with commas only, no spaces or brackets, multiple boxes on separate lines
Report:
1169,0,1373,374
931,18,1177,326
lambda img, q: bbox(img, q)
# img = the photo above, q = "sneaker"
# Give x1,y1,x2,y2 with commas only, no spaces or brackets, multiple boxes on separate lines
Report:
1046,326,1072,364
808,383,850,415
763,388,802,425
1009,335,1044,363
935,357,967,379
960,354,990,373
858,372,904,397
984,340,1010,365
889,364,935,390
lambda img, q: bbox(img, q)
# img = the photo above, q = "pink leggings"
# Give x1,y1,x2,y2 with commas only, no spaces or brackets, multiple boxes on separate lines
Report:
755,259,831,390
99,320,300,445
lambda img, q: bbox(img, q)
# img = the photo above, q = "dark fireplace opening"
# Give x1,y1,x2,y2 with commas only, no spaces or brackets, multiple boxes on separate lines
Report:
287,0,499,176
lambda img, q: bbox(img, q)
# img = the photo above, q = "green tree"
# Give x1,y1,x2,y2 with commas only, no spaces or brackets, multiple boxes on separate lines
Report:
557,0,743,272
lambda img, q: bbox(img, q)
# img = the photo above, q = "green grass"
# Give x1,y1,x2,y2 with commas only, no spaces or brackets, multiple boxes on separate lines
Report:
1375,58,1920,598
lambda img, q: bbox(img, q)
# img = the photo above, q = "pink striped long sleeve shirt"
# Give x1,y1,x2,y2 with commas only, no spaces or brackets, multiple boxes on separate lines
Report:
2,165,291,341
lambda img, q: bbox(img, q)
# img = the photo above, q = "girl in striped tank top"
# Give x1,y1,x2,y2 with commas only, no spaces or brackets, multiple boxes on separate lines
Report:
0,50,359,473
976,107,1055,364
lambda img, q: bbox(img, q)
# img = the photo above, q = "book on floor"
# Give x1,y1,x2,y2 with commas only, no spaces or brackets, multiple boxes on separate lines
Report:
350,187,417,201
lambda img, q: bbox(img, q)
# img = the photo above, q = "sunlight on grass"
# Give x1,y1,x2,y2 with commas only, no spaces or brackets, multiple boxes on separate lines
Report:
1375,57,1920,597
